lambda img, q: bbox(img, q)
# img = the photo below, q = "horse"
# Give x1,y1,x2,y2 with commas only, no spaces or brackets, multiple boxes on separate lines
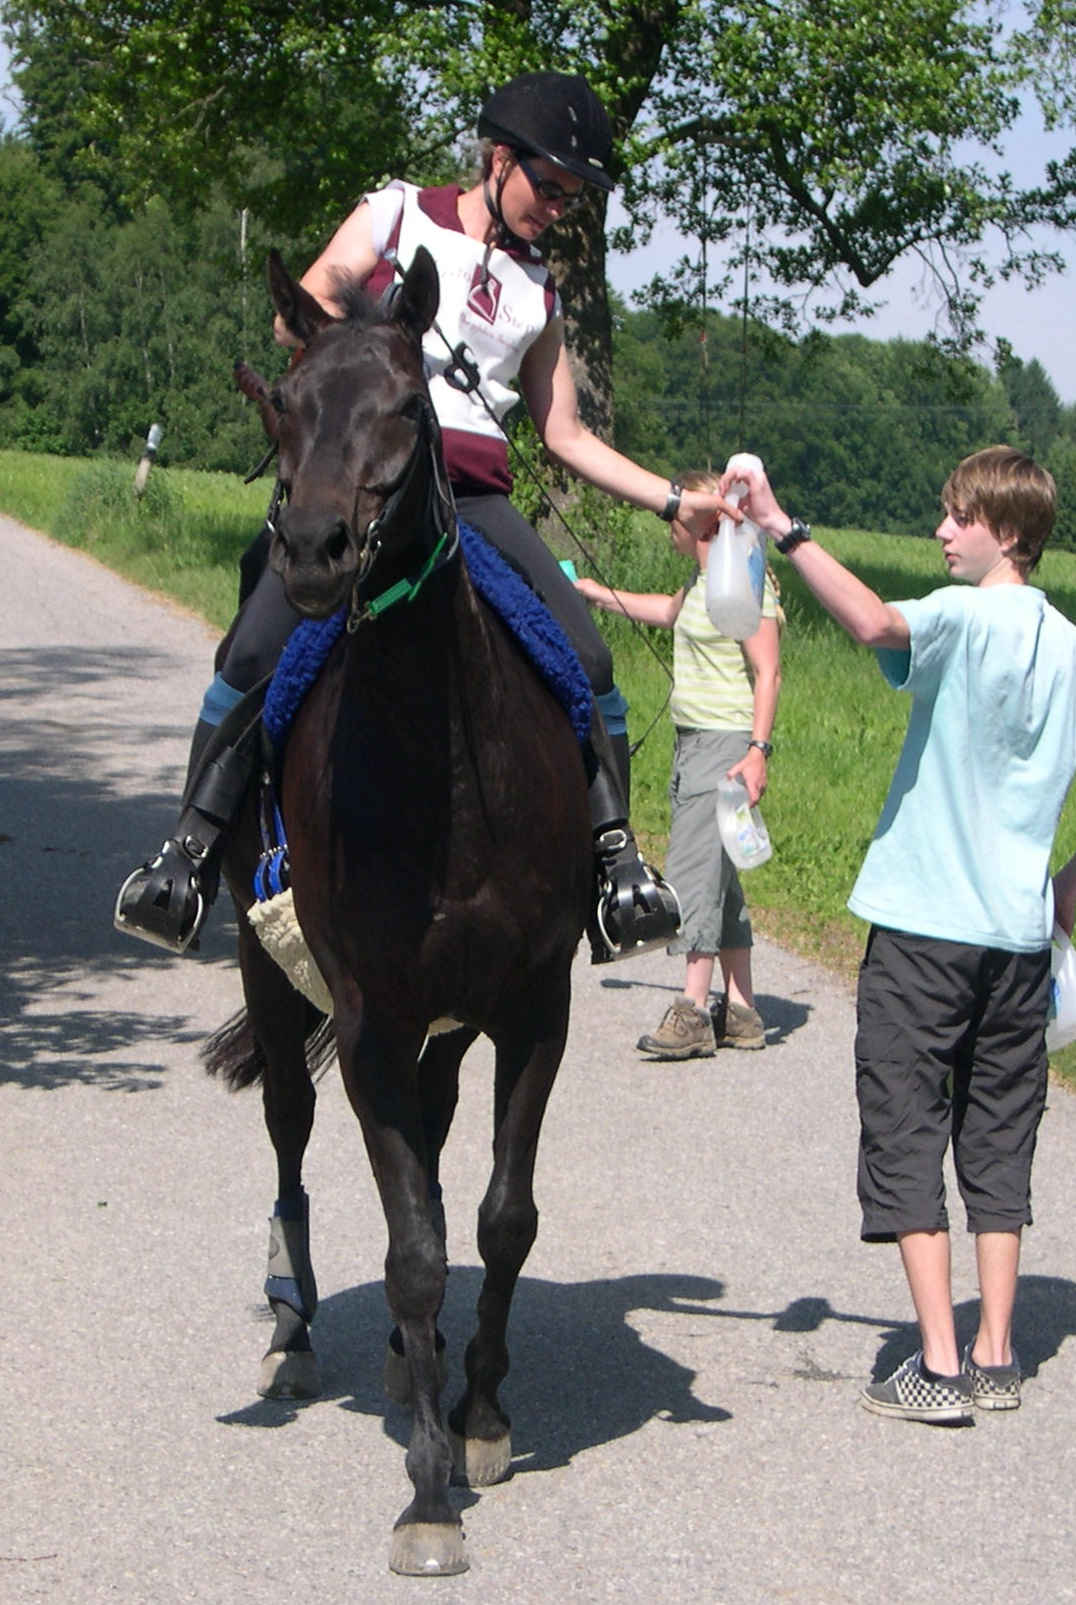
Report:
203,244,592,1577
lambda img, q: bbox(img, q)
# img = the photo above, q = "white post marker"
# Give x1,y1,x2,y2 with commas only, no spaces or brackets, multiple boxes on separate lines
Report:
133,422,164,498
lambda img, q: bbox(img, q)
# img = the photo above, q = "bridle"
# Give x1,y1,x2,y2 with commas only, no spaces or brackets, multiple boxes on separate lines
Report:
259,353,460,635
343,389,459,632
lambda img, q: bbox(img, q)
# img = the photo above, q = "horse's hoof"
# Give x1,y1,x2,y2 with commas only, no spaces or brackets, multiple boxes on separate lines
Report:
383,1336,448,1406
449,1426,512,1487
258,1347,321,1399
389,1521,468,1577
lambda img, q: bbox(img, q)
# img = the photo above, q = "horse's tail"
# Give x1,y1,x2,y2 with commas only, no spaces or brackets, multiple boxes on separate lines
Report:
202,1006,337,1090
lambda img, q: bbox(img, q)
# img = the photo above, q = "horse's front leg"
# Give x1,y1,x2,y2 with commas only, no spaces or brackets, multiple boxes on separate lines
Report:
449,966,571,1487
237,920,321,1401
384,1026,477,1407
335,1003,467,1577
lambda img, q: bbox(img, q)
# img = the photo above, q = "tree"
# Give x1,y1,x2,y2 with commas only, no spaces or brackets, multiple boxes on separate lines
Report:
996,344,1063,458
0,1,422,249
610,308,1015,534
0,135,60,374
11,189,301,463
2,0,1066,438
1012,0,1076,231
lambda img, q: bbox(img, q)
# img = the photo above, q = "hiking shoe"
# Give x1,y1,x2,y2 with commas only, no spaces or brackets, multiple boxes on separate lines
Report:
860,1351,974,1425
717,999,766,1050
962,1342,1022,1410
636,996,716,1060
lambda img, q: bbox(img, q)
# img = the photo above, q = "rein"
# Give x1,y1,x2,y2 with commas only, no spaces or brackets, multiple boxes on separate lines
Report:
382,252,676,754
344,390,459,632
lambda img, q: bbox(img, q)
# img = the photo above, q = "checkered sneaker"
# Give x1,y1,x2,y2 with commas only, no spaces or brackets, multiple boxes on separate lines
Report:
860,1350,974,1425
962,1342,1022,1410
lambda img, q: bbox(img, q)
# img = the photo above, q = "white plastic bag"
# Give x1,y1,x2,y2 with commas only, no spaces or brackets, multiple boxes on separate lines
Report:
1046,921,1076,1052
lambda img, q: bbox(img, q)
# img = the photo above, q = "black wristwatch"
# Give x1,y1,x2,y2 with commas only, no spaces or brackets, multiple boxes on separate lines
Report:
659,481,683,522
775,517,811,555
747,739,773,758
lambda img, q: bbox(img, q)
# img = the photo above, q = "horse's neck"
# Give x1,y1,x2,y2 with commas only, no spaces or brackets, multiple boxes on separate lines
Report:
341,559,503,714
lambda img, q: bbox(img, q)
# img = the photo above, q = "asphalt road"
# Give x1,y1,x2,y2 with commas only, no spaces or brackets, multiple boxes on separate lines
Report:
2,511,1074,1604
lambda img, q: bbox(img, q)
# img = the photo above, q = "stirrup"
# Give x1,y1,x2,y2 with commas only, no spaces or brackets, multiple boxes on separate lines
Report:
591,827,681,964
113,835,213,953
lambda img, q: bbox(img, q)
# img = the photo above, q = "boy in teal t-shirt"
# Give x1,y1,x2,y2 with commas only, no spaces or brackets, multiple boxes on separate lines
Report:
724,446,1076,1426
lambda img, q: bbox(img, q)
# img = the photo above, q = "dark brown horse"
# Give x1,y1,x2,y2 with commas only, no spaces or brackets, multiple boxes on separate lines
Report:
205,245,591,1575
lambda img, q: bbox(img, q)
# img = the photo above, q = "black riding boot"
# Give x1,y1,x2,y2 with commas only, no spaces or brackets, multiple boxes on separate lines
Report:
113,718,257,952
587,713,680,964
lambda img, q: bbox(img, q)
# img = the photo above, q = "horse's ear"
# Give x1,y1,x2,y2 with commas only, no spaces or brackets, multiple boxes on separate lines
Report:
393,244,440,340
234,359,270,406
234,359,281,443
267,248,334,345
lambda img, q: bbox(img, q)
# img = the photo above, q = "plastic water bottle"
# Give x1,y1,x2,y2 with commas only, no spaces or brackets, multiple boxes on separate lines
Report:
715,774,772,870
705,454,767,640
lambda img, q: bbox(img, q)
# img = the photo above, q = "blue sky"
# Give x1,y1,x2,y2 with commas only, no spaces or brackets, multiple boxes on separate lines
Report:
2,42,1072,401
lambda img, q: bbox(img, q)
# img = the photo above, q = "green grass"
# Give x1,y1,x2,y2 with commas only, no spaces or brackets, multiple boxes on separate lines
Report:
0,449,269,629
3,445,1075,1090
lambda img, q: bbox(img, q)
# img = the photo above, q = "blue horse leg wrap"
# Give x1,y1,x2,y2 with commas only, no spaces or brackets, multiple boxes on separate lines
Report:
264,1190,318,1322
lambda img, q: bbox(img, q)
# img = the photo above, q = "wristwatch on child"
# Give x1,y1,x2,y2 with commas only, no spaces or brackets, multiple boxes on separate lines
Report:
775,518,811,554
748,739,773,758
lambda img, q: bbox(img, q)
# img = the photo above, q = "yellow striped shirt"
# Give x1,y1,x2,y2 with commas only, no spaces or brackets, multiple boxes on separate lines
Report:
669,567,778,730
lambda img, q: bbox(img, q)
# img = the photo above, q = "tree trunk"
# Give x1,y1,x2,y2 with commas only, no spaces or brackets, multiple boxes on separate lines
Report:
545,188,613,441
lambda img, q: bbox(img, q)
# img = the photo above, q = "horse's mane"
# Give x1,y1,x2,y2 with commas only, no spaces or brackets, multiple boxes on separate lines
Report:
327,265,386,330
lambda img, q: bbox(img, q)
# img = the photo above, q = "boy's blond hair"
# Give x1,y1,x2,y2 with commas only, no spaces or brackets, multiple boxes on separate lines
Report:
943,445,1056,574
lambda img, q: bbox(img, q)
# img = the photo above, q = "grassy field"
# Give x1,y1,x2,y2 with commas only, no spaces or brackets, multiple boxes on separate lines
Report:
4,445,1075,1089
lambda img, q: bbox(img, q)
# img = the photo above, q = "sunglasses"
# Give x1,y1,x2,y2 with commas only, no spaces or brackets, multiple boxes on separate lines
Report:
515,152,586,210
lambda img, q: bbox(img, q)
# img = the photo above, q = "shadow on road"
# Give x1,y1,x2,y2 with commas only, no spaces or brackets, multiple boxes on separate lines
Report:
0,644,237,1090
216,1268,732,1456
213,1266,1076,1463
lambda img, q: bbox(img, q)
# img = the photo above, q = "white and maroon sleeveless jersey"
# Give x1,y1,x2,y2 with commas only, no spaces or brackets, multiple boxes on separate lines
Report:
363,181,561,494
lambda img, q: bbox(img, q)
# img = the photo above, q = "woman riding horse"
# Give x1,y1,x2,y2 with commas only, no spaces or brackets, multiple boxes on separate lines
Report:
115,71,730,960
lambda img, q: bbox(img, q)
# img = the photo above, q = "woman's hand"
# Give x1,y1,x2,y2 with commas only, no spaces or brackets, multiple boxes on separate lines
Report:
727,745,768,806
677,487,738,542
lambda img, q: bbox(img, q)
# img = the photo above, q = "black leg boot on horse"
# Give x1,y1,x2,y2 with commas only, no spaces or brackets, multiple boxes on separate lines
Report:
587,708,680,963
113,710,262,952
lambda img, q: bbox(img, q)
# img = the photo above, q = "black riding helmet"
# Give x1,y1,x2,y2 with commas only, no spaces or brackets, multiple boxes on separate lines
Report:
478,71,615,192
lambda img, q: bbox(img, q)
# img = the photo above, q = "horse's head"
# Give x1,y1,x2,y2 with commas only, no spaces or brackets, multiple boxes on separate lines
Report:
243,245,450,620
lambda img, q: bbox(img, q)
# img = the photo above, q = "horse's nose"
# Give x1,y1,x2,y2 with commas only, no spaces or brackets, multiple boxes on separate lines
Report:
270,510,357,616
323,522,350,565
273,511,353,570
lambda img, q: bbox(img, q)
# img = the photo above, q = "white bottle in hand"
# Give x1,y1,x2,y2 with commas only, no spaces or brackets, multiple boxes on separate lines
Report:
716,774,772,870
705,453,767,640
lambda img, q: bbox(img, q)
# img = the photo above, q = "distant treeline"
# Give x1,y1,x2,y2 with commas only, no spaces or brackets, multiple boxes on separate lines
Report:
2,137,1074,543
610,304,1076,545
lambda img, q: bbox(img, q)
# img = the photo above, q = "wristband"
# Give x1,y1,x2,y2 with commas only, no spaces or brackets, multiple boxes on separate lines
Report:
775,517,811,555
659,481,683,523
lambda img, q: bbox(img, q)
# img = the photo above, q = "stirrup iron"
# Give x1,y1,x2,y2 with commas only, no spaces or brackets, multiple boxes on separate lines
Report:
113,833,211,953
592,827,681,963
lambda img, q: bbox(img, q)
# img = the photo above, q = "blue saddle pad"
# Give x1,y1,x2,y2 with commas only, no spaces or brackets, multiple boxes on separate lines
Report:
263,520,592,754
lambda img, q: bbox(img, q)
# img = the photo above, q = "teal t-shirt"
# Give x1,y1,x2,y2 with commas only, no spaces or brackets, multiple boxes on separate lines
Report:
848,584,1076,951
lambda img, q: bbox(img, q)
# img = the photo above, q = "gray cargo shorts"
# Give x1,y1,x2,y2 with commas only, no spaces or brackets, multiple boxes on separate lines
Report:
664,727,753,957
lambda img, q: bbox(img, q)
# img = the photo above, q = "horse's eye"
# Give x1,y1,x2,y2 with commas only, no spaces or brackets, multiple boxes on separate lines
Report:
399,394,424,422
270,390,287,416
